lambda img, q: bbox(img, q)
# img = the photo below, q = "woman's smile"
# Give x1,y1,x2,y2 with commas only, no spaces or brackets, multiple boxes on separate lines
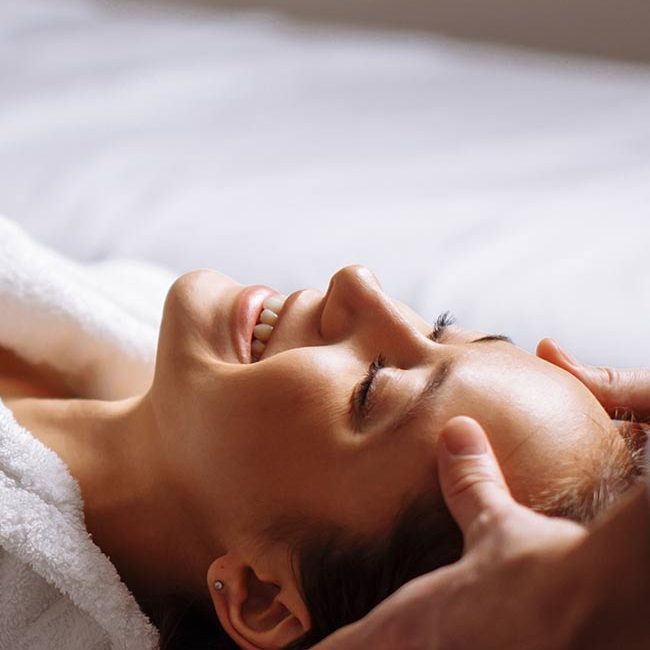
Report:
251,293,288,361
229,283,279,363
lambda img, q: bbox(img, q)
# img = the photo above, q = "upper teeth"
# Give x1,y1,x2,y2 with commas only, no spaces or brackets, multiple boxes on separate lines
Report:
251,294,286,361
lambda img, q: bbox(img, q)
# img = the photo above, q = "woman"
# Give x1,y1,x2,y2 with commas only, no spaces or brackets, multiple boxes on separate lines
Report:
0,225,642,649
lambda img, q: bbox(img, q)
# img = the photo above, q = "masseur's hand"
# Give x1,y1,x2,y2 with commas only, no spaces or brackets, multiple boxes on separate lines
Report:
537,338,650,419
312,417,589,650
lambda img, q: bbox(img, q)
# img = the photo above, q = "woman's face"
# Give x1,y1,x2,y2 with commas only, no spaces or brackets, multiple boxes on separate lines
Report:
151,265,619,546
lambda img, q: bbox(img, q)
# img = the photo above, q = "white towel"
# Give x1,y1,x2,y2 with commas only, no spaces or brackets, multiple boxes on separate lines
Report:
0,216,173,400
0,216,649,648
0,216,175,649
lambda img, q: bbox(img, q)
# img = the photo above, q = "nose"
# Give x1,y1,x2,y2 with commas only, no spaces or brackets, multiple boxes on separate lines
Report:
320,265,423,354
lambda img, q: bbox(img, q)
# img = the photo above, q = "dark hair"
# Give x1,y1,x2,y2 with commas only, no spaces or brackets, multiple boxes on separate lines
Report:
276,492,465,648
143,490,463,649
144,420,646,650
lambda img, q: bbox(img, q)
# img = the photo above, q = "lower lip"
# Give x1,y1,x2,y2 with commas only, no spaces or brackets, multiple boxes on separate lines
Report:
230,284,278,363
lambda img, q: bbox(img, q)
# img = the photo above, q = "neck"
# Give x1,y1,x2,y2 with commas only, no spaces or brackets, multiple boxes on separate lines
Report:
6,394,216,606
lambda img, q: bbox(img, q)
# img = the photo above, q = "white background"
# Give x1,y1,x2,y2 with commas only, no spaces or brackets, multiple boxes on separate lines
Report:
2,0,650,366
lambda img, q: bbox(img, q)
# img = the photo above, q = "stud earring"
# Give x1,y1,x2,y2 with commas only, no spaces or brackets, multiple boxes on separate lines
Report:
214,580,225,592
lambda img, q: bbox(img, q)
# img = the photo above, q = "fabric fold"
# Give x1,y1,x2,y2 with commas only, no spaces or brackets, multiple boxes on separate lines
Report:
0,217,173,649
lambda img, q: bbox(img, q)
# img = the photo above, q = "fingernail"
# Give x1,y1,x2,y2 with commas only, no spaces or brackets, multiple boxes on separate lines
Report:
442,417,487,455
551,339,579,366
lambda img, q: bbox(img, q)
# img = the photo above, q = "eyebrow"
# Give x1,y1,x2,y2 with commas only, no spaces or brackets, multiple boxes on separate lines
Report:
470,334,514,344
389,332,513,433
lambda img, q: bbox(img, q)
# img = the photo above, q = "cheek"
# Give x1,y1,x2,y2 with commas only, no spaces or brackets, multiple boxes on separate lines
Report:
345,437,438,529
215,383,356,524
208,358,349,467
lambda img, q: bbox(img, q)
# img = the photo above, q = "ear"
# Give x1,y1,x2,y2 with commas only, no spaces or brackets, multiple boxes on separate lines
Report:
206,550,311,650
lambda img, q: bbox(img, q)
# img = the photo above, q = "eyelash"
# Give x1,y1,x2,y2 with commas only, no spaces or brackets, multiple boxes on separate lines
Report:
429,310,456,341
354,311,455,417
354,353,386,415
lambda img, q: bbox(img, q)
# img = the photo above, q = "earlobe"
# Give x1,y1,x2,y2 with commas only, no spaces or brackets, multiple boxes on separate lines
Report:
206,551,310,650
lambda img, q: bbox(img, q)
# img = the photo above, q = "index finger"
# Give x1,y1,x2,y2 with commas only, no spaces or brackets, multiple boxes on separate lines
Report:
536,338,650,419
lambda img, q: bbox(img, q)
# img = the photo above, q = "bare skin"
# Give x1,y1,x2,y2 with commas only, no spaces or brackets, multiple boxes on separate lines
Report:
0,268,629,649
0,345,72,399
314,347,650,650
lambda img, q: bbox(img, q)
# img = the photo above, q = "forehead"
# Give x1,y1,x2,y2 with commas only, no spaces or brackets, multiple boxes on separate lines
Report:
451,341,615,465
451,338,602,422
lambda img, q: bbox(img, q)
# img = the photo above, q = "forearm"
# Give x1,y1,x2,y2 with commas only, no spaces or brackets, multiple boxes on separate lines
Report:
561,482,650,650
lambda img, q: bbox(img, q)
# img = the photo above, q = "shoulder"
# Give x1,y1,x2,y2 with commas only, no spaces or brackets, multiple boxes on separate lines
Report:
0,344,74,400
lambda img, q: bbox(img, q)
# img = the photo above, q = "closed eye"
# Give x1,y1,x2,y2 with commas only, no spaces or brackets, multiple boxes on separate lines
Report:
428,312,513,345
351,353,385,429
428,311,456,342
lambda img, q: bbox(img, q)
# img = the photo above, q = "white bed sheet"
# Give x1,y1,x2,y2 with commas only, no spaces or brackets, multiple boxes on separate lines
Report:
1,0,650,366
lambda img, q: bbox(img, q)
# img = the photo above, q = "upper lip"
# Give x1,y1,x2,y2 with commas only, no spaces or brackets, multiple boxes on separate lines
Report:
230,285,277,363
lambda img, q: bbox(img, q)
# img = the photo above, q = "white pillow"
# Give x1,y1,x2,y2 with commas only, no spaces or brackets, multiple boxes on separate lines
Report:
2,0,650,365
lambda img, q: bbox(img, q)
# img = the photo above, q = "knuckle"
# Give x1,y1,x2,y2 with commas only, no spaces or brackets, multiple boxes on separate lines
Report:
598,366,622,407
580,364,617,403
470,503,508,536
464,508,505,550
602,366,618,391
446,458,500,500
447,469,490,499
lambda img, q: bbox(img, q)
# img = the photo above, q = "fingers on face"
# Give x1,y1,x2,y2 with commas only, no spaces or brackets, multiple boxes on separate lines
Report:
436,416,513,548
536,338,579,374
536,337,607,400
537,338,650,418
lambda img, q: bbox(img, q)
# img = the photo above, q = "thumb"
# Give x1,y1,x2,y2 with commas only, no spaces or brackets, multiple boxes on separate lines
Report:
437,416,513,546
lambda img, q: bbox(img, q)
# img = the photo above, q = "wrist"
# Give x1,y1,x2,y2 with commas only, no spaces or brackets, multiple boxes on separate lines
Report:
559,483,650,650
